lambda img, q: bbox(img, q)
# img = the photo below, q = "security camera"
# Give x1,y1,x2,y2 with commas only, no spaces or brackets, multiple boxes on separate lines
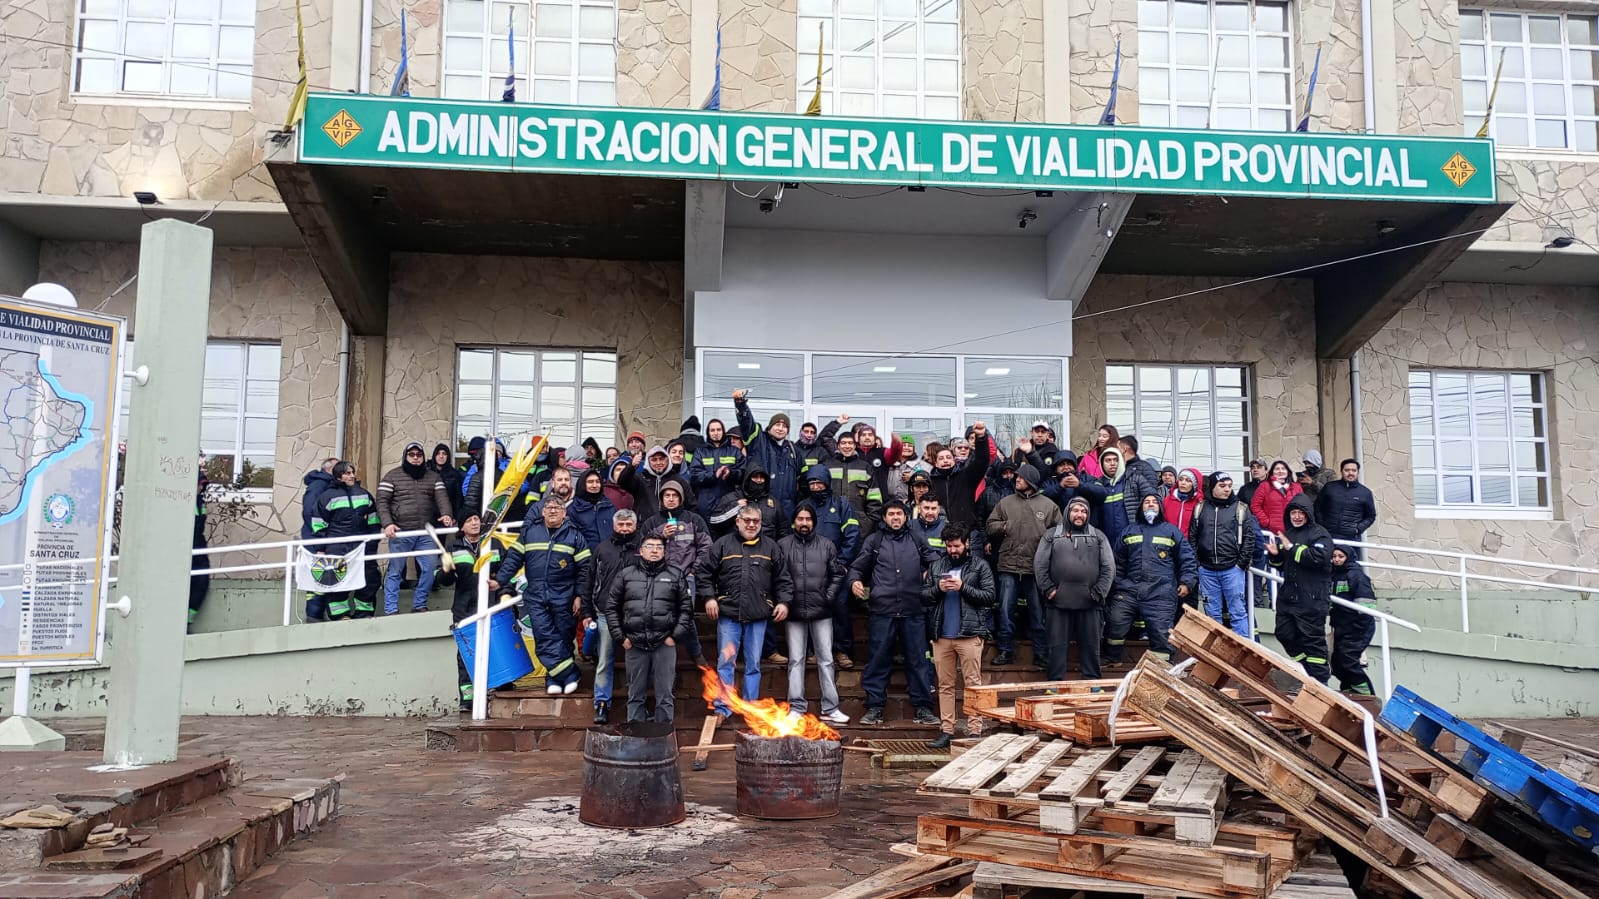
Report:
758,197,776,214
1017,209,1038,229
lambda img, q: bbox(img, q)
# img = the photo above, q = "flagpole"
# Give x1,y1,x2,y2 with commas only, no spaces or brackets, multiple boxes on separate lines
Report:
471,430,494,721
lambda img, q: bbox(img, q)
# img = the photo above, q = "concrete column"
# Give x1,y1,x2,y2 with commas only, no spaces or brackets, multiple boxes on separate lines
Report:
0,220,40,297
1316,357,1356,468
329,0,365,92
1042,0,1070,123
102,220,213,767
1369,0,1399,132
343,334,386,482
689,0,718,108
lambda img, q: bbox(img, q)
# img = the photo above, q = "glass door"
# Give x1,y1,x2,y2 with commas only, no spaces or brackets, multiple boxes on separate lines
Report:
883,410,958,457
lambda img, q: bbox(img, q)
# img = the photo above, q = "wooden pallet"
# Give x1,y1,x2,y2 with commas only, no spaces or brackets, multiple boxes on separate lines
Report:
969,856,1358,899
916,809,1310,899
964,680,1171,745
1382,686,1599,854
1495,723,1599,790
861,738,953,770
920,733,1245,846
1169,609,1495,824
1121,655,1593,899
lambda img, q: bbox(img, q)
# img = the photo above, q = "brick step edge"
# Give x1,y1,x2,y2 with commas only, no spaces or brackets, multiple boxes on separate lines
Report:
0,777,341,899
425,718,967,753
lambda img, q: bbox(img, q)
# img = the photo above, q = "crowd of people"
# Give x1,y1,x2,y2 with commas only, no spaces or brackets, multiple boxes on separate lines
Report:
293,389,1383,742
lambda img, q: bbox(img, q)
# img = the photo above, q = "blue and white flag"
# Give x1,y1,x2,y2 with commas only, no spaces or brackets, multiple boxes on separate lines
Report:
391,11,410,96
1099,38,1121,126
702,22,721,110
1294,46,1322,132
502,22,516,102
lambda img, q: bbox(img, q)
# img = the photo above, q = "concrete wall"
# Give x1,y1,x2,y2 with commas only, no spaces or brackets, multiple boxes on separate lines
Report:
381,253,685,457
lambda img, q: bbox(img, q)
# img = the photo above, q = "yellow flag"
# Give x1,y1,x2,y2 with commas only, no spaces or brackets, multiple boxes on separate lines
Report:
1475,48,1505,139
804,21,823,116
283,0,308,129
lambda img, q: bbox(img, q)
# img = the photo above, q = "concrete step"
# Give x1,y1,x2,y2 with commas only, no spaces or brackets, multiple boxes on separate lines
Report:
425,714,959,753
0,776,341,899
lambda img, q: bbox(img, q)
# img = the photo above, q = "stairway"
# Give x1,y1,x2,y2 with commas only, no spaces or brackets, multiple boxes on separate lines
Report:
426,613,1148,751
0,754,340,898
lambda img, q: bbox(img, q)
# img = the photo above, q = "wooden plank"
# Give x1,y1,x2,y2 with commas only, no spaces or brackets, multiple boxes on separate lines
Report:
1149,750,1205,809
1101,745,1168,804
1427,814,1592,899
689,715,718,771
1175,762,1230,813
988,740,1072,798
1039,747,1119,801
820,854,960,899
820,860,978,899
925,735,1039,793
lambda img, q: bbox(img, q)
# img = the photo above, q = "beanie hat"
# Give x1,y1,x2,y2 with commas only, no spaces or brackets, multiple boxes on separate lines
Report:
627,431,646,444
1015,463,1041,489
900,433,915,446
769,412,791,429
1067,496,1091,513
681,415,702,432
468,436,487,453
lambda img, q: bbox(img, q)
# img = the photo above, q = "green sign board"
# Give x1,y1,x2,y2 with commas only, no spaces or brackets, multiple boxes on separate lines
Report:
300,92,1496,204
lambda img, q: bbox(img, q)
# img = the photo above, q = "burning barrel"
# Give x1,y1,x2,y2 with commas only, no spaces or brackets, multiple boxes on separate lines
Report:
734,731,844,820
580,722,685,828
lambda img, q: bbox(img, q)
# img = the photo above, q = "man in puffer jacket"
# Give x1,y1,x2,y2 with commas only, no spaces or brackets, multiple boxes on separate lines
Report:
698,506,794,721
849,501,941,726
1033,497,1115,680
986,464,1062,669
641,478,714,666
1329,544,1378,695
1105,492,1198,664
922,523,996,749
377,441,456,615
1266,494,1335,684
1188,472,1259,638
606,534,694,723
778,506,848,724
1314,459,1377,559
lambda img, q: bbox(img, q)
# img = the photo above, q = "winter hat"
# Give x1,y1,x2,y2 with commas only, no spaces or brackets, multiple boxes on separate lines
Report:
404,441,424,454
1066,496,1091,514
900,433,915,446
467,436,487,453
769,412,791,429
660,479,684,499
1015,463,1041,490
681,415,702,433
627,431,646,445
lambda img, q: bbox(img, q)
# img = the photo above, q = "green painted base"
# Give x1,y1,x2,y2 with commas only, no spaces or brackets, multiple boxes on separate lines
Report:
0,715,67,751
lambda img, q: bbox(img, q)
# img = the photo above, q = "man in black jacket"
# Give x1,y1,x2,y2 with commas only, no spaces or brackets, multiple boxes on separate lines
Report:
778,507,849,724
1315,459,1377,560
1266,494,1335,684
699,506,794,721
849,501,940,726
923,523,996,748
1115,435,1161,526
1033,497,1115,680
1190,473,1259,638
607,534,694,723
1329,545,1378,696
581,508,642,724
926,421,992,529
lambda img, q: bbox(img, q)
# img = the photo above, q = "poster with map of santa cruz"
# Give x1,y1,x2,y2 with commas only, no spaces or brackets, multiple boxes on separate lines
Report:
0,297,123,665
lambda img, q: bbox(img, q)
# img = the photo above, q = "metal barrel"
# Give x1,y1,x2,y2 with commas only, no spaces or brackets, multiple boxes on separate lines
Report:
579,722,686,828
734,731,844,820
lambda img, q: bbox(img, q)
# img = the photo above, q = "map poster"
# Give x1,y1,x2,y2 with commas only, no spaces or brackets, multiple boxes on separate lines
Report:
0,296,123,666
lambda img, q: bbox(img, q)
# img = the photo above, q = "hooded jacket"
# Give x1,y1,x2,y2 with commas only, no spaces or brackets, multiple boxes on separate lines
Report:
709,465,786,539
778,529,844,621
1315,477,1377,540
927,430,992,528
1161,467,1205,534
987,464,1063,576
1113,492,1199,604
734,396,802,521
583,528,641,621
977,458,1018,530
1033,508,1115,611
378,445,455,530
1189,477,1259,571
923,550,997,638
462,442,551,527
604,459,636,511
1079,448,1131,546
799,466,862,563
428,443,466,520
688,429,745,518
849,519,940,617
698,530,793,623
495,514,593,606
675,416,706,455
1020,438,1064,477
566,478,617,548
631,453,697,523
1331,554,1377,608
606,556,694,650
1250,469,1303,538
814,427,885,535
1120,455,1162,524
309,480,381,554
1268,494,1333,611
641,480,713,576
301,468,336,540
1040,451,1084,507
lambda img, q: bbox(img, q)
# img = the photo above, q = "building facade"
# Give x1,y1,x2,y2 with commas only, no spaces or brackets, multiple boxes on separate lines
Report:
1,0,1595,572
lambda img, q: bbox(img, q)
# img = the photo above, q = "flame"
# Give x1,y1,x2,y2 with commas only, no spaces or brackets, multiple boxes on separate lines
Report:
699,665,839,741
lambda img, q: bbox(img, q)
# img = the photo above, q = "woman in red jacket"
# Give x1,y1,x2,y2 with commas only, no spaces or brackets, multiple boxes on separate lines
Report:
1078,424,1119,479
1249,460,1301,535
1162,467,1204,535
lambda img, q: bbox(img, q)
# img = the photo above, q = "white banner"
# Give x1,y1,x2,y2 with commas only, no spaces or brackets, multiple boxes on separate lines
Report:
296,544,367,593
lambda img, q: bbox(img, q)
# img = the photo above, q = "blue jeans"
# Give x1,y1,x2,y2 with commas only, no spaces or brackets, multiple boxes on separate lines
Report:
383,534,437,615
715,617,767,715
1199,567,1251,638
593,614,615,705
997,573,1047,665
861,614,934,711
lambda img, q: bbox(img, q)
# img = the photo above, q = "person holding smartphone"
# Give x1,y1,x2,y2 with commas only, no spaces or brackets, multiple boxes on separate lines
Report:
922,523,996,749
1265,494,1335,684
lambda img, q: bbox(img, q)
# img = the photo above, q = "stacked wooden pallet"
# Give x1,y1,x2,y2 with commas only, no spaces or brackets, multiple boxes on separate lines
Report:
1118,610,1599,899
963,679,1170,745
916,733,1317,899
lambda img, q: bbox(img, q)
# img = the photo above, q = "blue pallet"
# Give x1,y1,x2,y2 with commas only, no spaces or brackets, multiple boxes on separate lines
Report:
1380,685,1599,854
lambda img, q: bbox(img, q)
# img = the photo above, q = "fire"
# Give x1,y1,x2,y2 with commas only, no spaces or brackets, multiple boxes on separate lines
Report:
699,665,839,741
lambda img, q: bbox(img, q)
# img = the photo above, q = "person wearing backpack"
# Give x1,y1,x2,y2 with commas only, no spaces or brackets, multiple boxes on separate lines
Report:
1188,472,1260,638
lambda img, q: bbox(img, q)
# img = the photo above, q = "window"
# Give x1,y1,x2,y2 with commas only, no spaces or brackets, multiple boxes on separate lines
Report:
442,0,617,103
1409,370,1550,511
797,0,960,119
454,347,616,459
1105,364,1251,472
1460,9,1598,151
73,0,254,100
200,343,279,489
1137,0,1294,131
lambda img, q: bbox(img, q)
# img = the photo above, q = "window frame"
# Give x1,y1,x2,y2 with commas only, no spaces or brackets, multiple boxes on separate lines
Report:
71,0,255,103
1408,368,1552,515
796,0,962,120
1459,8,1599,152
1136,0,1295,131
1104,362,1253,474
441,0,618,104
452,346,618,464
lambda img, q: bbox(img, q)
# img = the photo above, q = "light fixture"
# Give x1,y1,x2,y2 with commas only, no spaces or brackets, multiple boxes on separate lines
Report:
1376,219,1397,236
984,367,1010,376
1017,209,1037,229
737,362,761,370
1034,190,1054,198
873,366,897,373
782,182,799,190
133,191,160,205
907,185,926,192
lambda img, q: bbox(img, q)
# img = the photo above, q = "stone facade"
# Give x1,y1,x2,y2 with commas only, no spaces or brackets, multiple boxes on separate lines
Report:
1067,0,1135,125
1068,274,1322,463
717,0,799,113
0,0,326,201
617,0,694,108
1360,282,1599,568
34,242,344,546
380,253,685,467
1392,0,1463,135
1296,0,1367,133
961,0,1043,122
369,0,442,96
1484,157,1599,247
